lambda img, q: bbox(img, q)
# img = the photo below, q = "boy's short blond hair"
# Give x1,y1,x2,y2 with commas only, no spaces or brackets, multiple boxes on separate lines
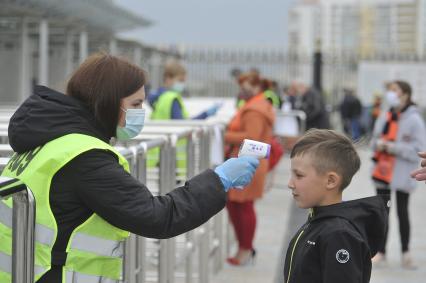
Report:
163,60,186,80
290,129,360,190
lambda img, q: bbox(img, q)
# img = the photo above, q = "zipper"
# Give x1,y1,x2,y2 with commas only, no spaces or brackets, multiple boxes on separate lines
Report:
286,221,311,283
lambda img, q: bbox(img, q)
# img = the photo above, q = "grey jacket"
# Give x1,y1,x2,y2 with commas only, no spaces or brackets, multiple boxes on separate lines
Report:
371,105,426,192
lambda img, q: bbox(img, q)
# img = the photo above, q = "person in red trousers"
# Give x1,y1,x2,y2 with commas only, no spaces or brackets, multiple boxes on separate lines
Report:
224,72,275,265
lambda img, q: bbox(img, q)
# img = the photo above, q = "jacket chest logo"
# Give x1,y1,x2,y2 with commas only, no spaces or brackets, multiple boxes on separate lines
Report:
336,249,350,264
306,240,316,246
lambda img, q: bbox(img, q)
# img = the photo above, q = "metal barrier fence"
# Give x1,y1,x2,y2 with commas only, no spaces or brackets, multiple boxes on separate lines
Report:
0,177,35,283
0,117,230,283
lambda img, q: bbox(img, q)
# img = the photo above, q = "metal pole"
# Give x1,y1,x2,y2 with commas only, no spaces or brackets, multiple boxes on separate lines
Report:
185,231,194,283
123,239,132,283
79,30,88,63
159,142,172,283
167,136,178,283
109,38,118,55
123,150,138,283
133,47,142,67
212,212,223,273
136,234,146,283
38,19,49,85
25,189,35,283
11,188,35,283
313,40,322,92
19,18,29,102
198,227,209,283
185,134,196,283
136,146,147,283
65,30,74,77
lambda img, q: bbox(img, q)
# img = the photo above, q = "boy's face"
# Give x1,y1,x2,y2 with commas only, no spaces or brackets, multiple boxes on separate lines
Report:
288,154,331,209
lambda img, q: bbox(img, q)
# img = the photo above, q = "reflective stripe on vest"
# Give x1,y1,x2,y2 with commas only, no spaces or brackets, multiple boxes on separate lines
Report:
0,200,55,246
65,271,119,283
71,234,124,258
0,201,12,228
0,251,46,279
1,134,130,282
0,212,126,258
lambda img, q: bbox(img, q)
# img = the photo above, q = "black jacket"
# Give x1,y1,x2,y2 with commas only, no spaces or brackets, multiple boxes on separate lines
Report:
284,196,387,283
340,94,362,120
8,86,227,282
297,88,330,129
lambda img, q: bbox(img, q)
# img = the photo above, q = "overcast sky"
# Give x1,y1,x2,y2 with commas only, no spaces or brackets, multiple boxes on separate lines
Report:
114,0,297,47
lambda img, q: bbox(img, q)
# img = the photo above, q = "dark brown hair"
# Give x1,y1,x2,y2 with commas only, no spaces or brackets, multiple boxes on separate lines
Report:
393,80,412,99
260,78,272,92
66,52,146,137
392,80,414,105
291,129,361,190
238,72,261,87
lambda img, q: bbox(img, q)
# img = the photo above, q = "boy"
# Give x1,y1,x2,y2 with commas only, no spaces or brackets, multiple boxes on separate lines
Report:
284,129,387,283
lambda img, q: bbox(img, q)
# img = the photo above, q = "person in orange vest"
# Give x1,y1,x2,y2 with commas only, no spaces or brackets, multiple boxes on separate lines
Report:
370,80,426,269
224,72,275,265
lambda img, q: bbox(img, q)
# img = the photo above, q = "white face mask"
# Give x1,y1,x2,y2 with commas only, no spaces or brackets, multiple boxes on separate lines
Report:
385,91,400,108
116,108,145,141
171,82,185,93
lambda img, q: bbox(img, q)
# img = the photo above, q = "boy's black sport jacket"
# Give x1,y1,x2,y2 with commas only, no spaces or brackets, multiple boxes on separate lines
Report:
284,196,387,283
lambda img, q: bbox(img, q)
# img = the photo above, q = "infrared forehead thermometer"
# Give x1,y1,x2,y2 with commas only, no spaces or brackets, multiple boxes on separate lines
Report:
238,139,271,159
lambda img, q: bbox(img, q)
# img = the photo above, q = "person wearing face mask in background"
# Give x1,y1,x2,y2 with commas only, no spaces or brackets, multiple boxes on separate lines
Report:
147,60,222,178
148,60,221,120
224,72,275,266
0,53,260,283
370,80,426,269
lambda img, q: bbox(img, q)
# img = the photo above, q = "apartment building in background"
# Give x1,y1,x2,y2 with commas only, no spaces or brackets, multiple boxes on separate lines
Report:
288,0,426,58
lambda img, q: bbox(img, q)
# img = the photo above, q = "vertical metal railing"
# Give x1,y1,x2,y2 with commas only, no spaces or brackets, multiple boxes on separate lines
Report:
0,178,35,283
143,121,228,283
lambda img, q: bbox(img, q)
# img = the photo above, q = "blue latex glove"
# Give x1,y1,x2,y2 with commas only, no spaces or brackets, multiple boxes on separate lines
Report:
205,103,222,117
214,156,260,192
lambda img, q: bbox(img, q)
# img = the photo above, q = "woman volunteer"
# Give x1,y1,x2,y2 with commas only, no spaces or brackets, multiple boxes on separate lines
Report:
0,53,259,282
371,80,426,269
224,72,275,265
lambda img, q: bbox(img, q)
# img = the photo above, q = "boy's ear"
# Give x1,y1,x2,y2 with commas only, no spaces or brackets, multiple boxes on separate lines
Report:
325,171,341,191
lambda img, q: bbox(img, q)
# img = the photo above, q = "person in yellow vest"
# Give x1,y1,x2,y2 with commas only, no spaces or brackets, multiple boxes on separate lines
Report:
261,78,281,109
147,60,221,175
148,60,220,120
0,53,259,283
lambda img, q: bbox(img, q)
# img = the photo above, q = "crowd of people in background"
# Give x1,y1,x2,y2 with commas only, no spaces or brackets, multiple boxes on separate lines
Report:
146,60,426,272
